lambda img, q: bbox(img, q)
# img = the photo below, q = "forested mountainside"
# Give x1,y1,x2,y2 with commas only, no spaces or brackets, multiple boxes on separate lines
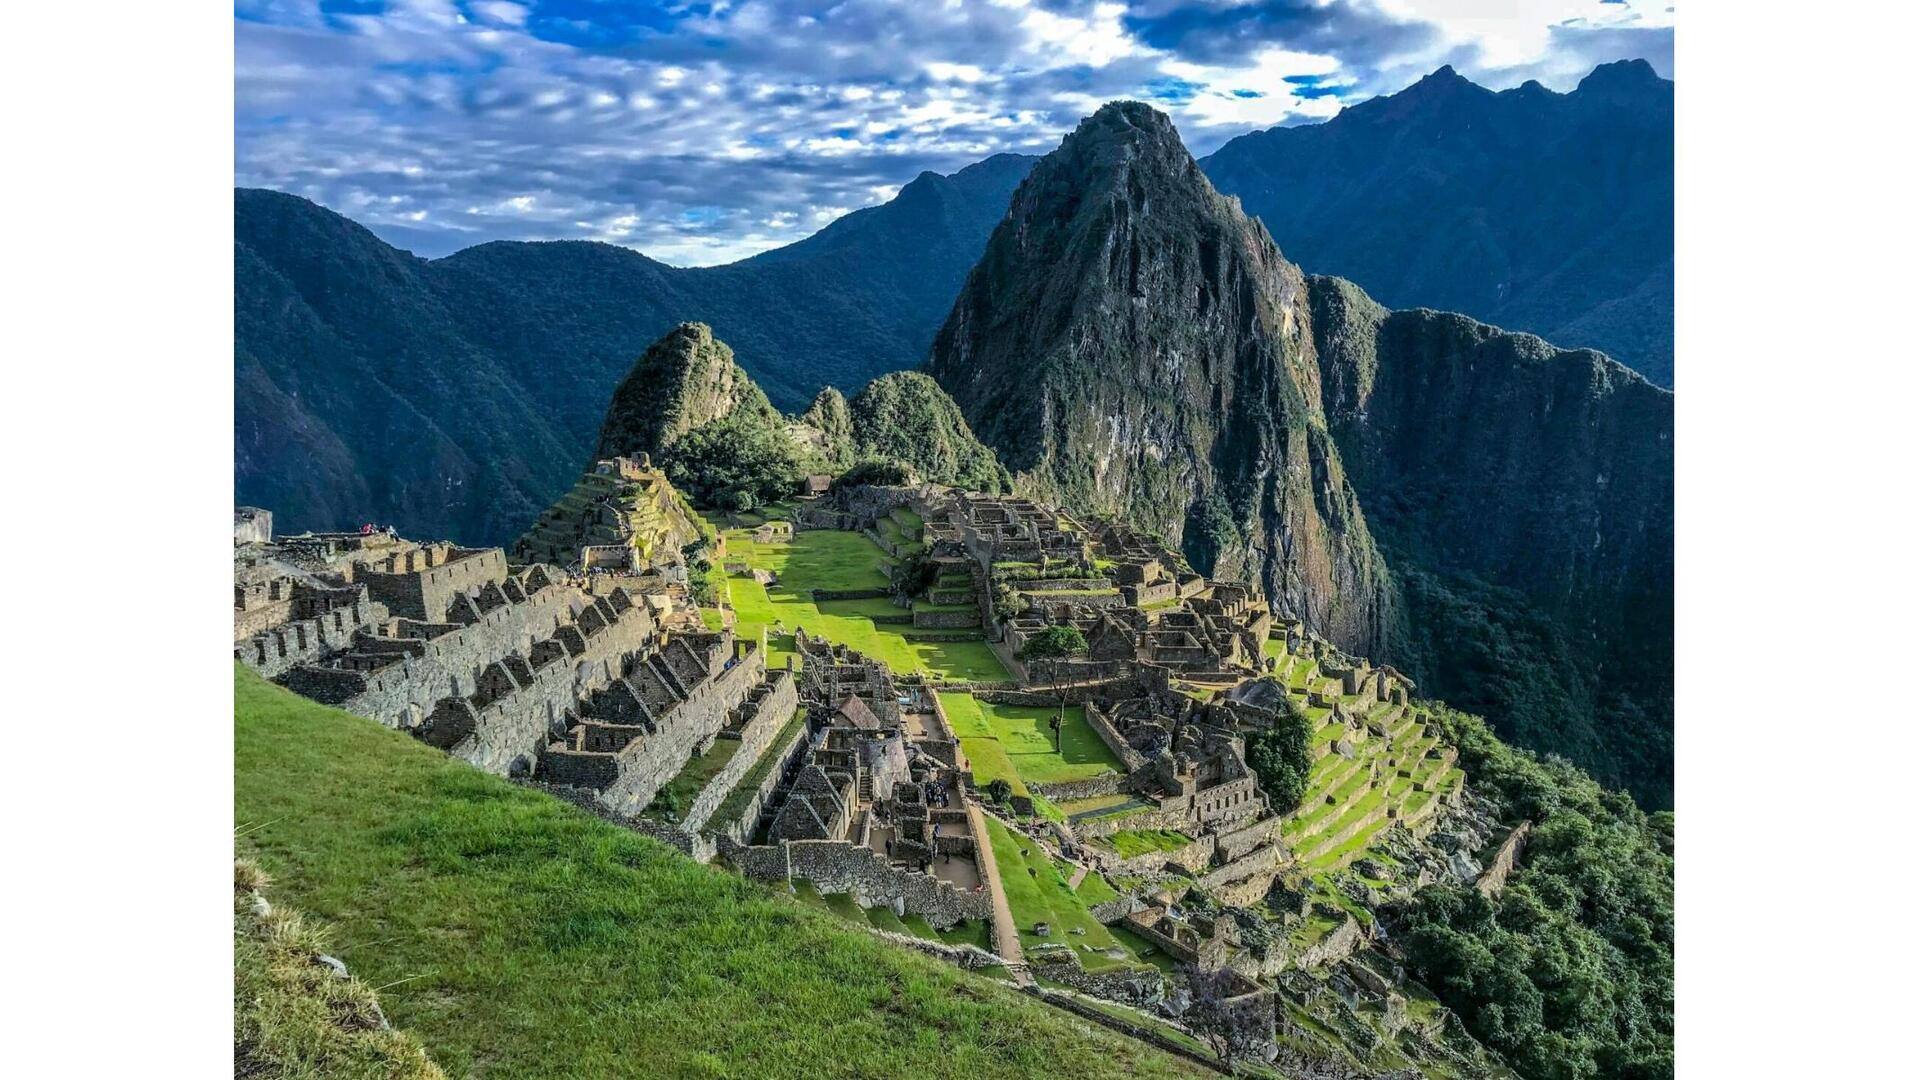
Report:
1201,60,1674,386
234,153,1033,544
927,102,1671,806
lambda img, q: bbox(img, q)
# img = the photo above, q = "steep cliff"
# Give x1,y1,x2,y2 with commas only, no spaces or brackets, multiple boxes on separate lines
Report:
929,102,1672,805
1310,276,1673,800
928,101,1397,653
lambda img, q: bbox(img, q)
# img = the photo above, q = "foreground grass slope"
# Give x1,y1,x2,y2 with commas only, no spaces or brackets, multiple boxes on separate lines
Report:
235,667,1203,1079
235,859,445,1080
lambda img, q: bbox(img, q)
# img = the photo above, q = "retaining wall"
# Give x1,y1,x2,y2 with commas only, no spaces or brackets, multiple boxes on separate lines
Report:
681,671,800,833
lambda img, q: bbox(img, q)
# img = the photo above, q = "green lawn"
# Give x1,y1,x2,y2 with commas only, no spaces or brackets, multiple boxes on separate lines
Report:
722,529,1009,682
980,818,1159,972
235,668,1202,1079
1103,829,1195,860
939,694,1123,788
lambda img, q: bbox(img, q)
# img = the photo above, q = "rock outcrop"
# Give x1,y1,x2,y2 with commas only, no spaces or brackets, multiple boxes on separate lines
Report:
594,322,782,462
928,101,1398,653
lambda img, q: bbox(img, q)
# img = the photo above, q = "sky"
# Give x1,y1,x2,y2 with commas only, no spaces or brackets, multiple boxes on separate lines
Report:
235,1,1674,265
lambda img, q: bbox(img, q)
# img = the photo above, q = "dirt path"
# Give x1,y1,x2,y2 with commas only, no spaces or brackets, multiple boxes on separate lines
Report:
964,796,1030,985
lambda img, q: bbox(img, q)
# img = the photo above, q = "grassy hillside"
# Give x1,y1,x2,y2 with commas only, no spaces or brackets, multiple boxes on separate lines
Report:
234,859,445,1080
234,667,1202,1079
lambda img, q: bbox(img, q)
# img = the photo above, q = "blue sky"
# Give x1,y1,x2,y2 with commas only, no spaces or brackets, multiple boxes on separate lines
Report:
236,1,1673,265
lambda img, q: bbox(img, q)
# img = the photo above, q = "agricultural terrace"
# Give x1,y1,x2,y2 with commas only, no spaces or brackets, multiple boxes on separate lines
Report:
981,817,1173,973
939,693,1125,799
1268,638,1466,876
715,527,1009,682
234,667,1205,1080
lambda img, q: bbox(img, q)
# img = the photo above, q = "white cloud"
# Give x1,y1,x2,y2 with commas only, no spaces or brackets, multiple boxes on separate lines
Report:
470,1,529,29
234,1,1672,264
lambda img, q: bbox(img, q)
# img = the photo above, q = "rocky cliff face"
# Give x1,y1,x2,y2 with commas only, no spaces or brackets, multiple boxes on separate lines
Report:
930,102,1672,805
1310,276,1673,801
593,322,779,462
928,101,1397,652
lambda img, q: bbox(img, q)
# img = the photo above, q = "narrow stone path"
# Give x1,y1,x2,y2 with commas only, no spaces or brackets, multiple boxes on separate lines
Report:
964,796,1030,986
1066,863,1088,890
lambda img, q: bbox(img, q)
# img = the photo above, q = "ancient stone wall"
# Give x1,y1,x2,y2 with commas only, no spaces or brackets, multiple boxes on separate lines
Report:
705,702,816,846
1475,821,1532,898
1078,804,1196,841
1030,774,1127,803
680,671,800,833
1214,816,1283,863
289,582,580,726
1083,701,1149,772
590,645,768,816
238,593,387,680
1196,842,1285,893
912,608,982,629
781,840,991,928
1190,775,1262,826
359,547,508,622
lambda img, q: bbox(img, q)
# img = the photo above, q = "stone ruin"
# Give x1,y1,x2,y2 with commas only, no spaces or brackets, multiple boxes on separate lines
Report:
724,633,993,929
234,515,774,789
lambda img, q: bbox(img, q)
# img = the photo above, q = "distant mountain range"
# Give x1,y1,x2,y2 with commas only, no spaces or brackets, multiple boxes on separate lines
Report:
238,60,1670,546
235,154,1032,544
1201,58,1673,386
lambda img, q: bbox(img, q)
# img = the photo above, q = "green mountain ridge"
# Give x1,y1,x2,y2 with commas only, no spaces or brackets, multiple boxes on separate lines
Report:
235,153,1036,544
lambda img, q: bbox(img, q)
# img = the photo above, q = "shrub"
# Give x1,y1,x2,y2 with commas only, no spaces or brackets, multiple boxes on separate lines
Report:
1244,699,1312,813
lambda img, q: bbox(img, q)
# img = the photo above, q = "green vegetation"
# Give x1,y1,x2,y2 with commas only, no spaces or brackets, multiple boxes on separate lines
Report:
1058,793,1135,818
1397,707,1673,1080
1102,829,1194,860
800,372,1013,493
236,667,1203,1079
711,710,809,827
1244,696,1312,814
721,528,1008,681
1019,625,1089,664
979,817,1157,970
643,738,742,821
234,858,445,1080
940,693,1122,787
664,407,805,514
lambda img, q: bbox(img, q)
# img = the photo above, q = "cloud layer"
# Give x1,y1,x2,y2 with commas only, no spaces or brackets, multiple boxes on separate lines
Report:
236,1,1673,264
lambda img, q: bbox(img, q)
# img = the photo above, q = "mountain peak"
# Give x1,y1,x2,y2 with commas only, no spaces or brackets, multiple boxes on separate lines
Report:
1064,100,1184,155
592,322,777,463
1576,58,1667,97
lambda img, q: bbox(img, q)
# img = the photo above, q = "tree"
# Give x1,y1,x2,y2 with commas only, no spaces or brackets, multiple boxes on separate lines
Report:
1019,626,1088,751
1244,697,1312,813
663,410,803,511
